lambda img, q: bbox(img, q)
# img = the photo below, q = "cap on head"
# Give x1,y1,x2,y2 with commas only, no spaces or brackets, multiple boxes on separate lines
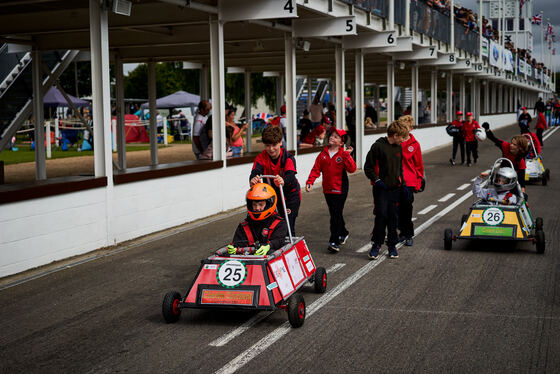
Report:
466,112,473,117
456,110,463,116
280,105,286,114
329,127,348,144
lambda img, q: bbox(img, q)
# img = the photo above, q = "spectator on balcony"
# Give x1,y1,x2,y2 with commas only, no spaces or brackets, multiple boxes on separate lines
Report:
309,96,324,128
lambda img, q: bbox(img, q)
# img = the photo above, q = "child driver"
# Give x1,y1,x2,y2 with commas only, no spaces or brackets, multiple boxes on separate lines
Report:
472,168,518,205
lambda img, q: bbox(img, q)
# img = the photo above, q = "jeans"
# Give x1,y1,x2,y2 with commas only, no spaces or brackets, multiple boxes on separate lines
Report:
371,186,401,247
398,186,415,238
452,136,465,163
231,146,242,157
325,193,349,244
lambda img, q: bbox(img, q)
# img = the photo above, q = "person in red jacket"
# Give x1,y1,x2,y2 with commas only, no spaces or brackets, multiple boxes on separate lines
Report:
306,127,357,252
519,125,541,156
397,115,425,246
462,112,481,166
535,111,547,147
449,110,465,165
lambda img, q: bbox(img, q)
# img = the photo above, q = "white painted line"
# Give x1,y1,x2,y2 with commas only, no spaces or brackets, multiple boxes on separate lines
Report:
542,126,559,141
209,262,347,347
215,191,473,374
412,217,417,221
356,243,372,253
457,183,471,190
471,177,477,182
438,193,455,202
417,204,437,215
326,263,346,274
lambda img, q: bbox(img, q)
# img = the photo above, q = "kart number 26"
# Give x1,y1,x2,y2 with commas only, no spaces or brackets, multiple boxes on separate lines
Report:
218,260,246,287
482,208,504,226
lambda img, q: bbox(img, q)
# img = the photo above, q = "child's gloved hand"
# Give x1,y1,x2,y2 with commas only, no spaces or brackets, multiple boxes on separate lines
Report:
254,244,270,256
227,244,237,254
482,122,490,130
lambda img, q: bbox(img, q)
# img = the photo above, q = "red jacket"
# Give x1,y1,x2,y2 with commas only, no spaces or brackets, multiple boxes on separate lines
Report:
535,112,547,130
462,120,480,142
451,119,463,129
401,134,424,190
306,146,356,194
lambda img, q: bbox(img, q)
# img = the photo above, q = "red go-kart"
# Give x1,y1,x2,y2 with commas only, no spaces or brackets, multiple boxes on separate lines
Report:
162,177,327,328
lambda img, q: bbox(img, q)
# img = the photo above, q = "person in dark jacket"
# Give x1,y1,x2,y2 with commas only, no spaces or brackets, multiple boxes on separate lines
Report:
230,183,287,256
306,128,357,253
518,107,532,129
534,97,545,115
364,120,409,260
449,110,465,165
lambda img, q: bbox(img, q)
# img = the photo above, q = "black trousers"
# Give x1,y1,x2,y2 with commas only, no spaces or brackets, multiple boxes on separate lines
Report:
398,187,415,238
371,187,401,247
452,136,465,163
466,141,478,164
324,192,349,244
536,128,544,146
278,198,300,236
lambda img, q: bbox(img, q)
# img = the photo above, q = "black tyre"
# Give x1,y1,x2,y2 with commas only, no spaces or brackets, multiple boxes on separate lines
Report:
444,229,453,251
535,217,543,231
287,294,305,328
542,173,548,186
162,291,182,323
314,267,327,294
545,168,550,181
535,230,545,254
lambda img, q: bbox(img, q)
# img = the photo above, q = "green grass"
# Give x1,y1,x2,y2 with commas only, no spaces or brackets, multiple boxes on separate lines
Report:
0,144,166,165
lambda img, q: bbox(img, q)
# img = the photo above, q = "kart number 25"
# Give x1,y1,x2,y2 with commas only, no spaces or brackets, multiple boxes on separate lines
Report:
218,260,246,287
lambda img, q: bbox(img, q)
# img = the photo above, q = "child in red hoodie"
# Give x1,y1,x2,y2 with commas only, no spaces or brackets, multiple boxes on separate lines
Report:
397,115,425,246
306,128,357,252
462,112,481,166
535,111,547,147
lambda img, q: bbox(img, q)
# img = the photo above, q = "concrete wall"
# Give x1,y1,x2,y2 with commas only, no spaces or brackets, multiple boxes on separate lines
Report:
0,114,517,277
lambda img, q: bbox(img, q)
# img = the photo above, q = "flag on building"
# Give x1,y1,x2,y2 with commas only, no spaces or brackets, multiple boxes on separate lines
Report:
519,0,526,16
531,14,542,25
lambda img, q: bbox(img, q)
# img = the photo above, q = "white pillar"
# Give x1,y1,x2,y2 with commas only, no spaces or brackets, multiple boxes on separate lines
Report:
245,70,252,153
355,50,364,167
388,0,394,31
163,117,168,146
148,60,158,165
405,0,411,36
276,75,284,114
470,79,476,116
375,84,381,127
460,77,466,115
115,53,126,169
387,59,394,124
450,0,455,53
431,69,438,124
484,80,490,114
491,83,496,113
474,79,481,123
411,63,419,126
284,33,296,151
210,19,225,162
335,45,345,129
111,119,117,151
46,120,52,159
89,0,112,178
54,117,60,142
446,72,453,122
32,49,46,180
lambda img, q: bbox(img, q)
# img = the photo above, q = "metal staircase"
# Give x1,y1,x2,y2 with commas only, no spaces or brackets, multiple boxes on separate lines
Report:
295,78,329,118
0,47,79,152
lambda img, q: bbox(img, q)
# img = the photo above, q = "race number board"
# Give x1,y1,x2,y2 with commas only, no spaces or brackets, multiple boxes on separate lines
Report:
482,207,504,226
216,260,247,288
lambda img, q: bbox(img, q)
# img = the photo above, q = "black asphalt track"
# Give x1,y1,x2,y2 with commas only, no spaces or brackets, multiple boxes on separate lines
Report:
1,123,559,373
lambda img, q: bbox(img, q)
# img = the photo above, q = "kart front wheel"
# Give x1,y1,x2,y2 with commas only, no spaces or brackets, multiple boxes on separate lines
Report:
444,229,453,251
162,291,182,323
314,267,327,294
542,174,548,186
535,230,545,254
287,294,306,328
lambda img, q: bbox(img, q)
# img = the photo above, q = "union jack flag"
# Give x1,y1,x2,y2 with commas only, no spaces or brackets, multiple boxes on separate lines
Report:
520,0,525,16
531,14,542,25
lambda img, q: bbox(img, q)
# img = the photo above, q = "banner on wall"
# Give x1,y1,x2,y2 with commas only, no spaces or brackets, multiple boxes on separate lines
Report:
481,38,489,57
503,49,514,72
518,58,526,75
535,69,541,81
527,64,532,77
489,40,501,67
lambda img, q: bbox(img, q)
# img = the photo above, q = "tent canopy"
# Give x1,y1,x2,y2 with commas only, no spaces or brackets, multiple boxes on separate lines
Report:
141,90,200,109
44,86,90,108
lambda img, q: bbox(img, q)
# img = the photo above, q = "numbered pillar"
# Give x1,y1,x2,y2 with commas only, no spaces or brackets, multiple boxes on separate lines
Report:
446,72,453,122
210,19,226,162
335,45,345,129
245,70,252,153
115,53,126,170
474,79,480,123
387,59,394,125
148,60,158,165
284,33,296,151
32,49,46,180
484,80,489,114
470,79,476,117
459,76,466,114
411,63,419,127
355,50,364,167
430,69,437,124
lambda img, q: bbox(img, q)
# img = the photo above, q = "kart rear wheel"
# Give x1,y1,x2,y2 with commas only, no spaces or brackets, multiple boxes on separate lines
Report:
535,230,545,254
162,291,182,323
535,217,544,231
314,267,327,294
287,294,305,328
545,168,550,181
444,229,453,251
542,174,548,186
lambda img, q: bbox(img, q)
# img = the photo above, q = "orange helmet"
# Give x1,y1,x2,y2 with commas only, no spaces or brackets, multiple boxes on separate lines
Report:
246,183,277,221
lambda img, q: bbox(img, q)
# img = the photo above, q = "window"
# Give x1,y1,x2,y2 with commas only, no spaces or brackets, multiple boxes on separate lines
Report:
507,18,514,31
519,19,525,31
492,19,498,30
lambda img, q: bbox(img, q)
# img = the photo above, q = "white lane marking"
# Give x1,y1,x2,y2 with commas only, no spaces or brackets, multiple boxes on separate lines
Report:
471,177,477,181
438,193,455,202
457,183,470,190
417,204,437,215
412,217,417,221
209,262,347,347
542,126,560,141
215,191,474,374
356,242,372,253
